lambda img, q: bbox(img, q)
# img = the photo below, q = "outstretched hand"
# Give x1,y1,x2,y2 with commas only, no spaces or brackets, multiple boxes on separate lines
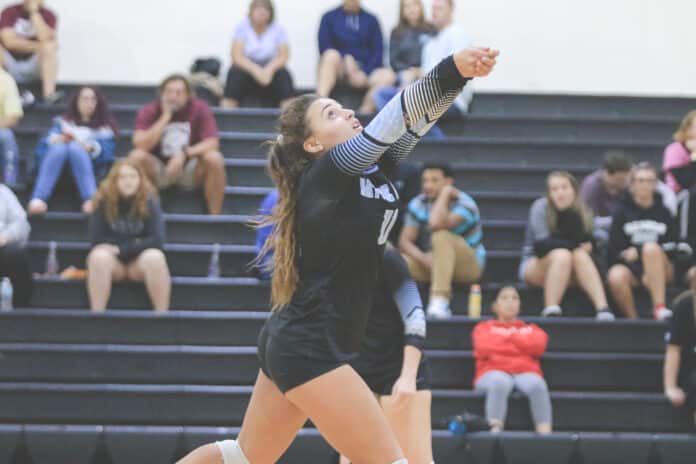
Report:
453,47,500,78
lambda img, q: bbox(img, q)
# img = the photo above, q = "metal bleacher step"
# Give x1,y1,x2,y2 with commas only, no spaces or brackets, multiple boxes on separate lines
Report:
0,382,690,432
0,310,667,354
3,424,696,464
20,103,678,141
0,342,663,392
27,276,674,318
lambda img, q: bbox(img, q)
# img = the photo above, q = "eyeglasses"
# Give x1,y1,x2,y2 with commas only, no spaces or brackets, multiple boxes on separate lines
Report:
634,177,656,184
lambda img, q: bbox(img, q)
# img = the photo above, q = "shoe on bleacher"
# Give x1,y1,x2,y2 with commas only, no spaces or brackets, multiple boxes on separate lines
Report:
541,305,562,317
654,307,672,321
20,89,35,107
427,297,452,319
595,309,615,322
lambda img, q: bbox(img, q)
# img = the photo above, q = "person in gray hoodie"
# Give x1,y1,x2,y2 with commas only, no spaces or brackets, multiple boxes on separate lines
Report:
0,182,31,306
519,171,613,320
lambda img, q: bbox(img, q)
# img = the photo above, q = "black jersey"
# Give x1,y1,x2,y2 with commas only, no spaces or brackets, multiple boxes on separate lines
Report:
351,248,427,384
260,56,469,392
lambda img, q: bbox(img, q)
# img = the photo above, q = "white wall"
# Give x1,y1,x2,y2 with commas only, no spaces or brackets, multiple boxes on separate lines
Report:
4,0,696,96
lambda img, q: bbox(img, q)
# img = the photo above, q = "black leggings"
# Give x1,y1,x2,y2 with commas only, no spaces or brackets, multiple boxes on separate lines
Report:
0,243,32,307
224,65,294,107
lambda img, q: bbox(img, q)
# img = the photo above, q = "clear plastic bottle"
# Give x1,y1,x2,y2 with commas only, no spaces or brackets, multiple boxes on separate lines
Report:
207,243,221,279
46,241,59,277
468,284,482,318
0,277,13,311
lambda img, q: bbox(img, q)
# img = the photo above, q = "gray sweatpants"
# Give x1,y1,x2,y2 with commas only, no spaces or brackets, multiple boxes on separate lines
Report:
474,370,552,426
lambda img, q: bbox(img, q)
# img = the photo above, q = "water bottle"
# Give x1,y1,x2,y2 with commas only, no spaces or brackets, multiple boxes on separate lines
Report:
207,243,221,279
447,411,490,436
0,277,13,311
3,148,16,187
45,241,59,277
468,284,482,318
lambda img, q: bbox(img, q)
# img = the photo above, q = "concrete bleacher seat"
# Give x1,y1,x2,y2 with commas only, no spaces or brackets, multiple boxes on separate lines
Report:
5,88,696,463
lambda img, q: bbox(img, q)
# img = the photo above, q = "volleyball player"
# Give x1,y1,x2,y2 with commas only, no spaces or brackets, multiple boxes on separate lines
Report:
340,247,433,464
177,46,498,464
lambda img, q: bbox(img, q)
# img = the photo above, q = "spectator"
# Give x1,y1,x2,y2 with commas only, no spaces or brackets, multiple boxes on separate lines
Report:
221,0,294,109
254,188,278,280
316,0,396,113
421,0,473,114
86,159,170,312
129,74,226,215
0,66,21,189
27,86,117,215
581,151,633,238
664,291,696,429
664,110,696,193
0,180,31,306
372,0,435,111
389,0,434,86
520,171,614,320
399,162,485,319
607,163,676,320
0,0,61,103
472,286,552,434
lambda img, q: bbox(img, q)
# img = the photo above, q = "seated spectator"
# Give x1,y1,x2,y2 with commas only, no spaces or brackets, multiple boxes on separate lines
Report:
664,110,696,193
28,86,117,215
0,0,61,103
129,74,226,215
607,163,676,320
421,0,473,114
472,286,552,434
316,0,396,113
664,291,696,429
0,67,22,189
254,188,278,280
581,151,633,241
399,162,485,319
221,0,294,109
520,171,613,320
0,180,31,306
86,159,170,312
372,0,435,111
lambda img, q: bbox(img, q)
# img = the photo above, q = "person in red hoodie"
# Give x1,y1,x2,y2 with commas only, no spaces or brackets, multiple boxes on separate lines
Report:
472,286,552,434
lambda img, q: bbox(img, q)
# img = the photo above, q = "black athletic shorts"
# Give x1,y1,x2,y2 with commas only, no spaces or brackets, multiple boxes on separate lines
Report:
685,370,696,410
257,320,347,394
359,358,431,396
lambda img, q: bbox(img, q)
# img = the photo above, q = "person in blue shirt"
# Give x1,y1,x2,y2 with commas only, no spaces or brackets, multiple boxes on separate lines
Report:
316,0,396,113
255,189,278,280
399,161,485,319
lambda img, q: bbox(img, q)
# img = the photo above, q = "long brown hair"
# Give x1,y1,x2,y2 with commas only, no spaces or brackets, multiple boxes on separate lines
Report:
673,110,696,143
93,159,155,224
545,171,593,233
259,94,318,311
393,0,433,35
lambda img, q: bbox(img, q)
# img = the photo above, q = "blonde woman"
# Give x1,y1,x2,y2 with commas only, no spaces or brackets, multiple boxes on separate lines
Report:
520,171,614,320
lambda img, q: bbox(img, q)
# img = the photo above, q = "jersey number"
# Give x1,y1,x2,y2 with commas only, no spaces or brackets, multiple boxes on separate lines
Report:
378,209,399,245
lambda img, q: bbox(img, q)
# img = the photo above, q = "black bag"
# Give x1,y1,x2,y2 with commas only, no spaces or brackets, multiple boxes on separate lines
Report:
190,57,221,77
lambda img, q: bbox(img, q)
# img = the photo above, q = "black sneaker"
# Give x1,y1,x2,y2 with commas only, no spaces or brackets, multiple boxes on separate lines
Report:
43,90,65,105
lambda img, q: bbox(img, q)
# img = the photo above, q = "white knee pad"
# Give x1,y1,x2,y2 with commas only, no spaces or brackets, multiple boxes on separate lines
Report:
215,440,250,464
391,460,408,464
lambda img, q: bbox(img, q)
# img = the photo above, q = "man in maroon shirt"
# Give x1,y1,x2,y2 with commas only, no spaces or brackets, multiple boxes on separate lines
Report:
0,0,60,102
129,74,226,215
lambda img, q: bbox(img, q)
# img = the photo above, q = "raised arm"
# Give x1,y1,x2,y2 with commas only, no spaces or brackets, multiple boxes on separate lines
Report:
328,49,498,176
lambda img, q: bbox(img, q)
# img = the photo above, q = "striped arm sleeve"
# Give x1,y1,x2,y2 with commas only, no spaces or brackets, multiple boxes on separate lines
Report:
393,279,427,350
328,55,468,175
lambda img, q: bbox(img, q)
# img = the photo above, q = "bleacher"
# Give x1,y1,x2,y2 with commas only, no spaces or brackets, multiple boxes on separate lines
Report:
2,86,696,463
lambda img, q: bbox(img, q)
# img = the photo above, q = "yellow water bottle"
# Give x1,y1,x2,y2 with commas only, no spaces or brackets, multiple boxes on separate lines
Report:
468,284,482,318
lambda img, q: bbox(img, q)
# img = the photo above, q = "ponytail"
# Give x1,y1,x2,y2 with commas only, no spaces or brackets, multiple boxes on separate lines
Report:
256,94,318,311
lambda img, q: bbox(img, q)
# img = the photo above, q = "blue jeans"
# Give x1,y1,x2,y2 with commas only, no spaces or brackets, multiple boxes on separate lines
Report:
32,141,97,202
0,128,20,188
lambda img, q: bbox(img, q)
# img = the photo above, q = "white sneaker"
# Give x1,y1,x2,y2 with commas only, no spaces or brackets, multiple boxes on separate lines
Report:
541,305,562,317
654,307,672,321
427,297,452,319
595,309,615,322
